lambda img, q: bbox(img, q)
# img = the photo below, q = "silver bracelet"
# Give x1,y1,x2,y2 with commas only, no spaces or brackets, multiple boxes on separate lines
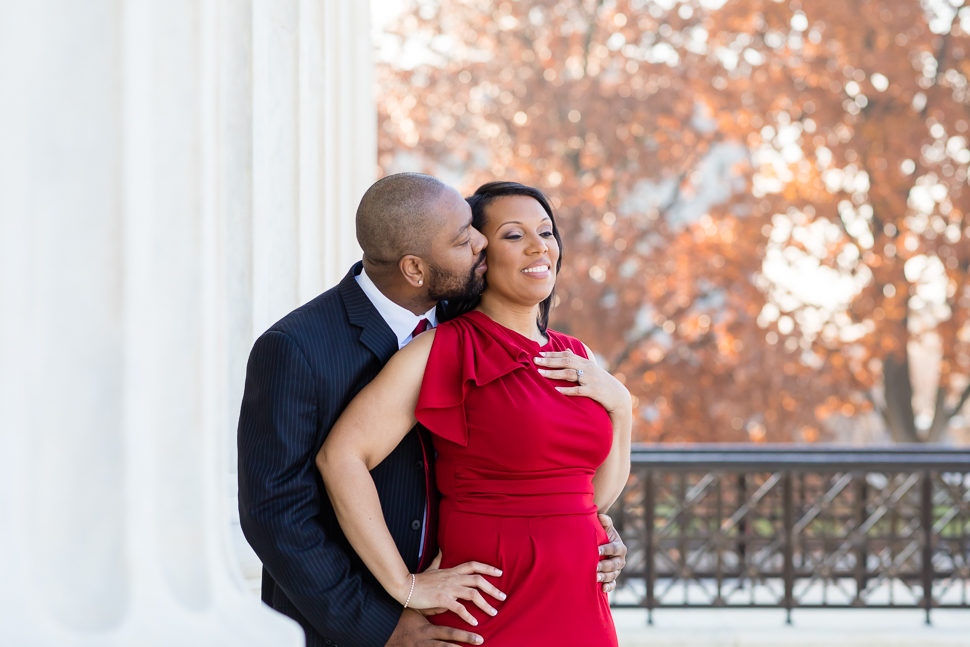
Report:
403,573,416,609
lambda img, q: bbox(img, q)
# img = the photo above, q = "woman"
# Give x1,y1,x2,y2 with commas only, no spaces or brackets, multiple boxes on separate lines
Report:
317,182,632,644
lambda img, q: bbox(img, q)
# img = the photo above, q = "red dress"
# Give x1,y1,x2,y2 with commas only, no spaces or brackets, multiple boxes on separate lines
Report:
415,311,618,645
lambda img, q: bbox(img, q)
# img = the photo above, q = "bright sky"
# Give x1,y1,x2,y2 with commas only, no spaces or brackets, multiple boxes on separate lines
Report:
371,0,407,31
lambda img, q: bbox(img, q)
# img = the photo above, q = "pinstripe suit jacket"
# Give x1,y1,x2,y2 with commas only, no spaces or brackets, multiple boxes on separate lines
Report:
238,262,439,647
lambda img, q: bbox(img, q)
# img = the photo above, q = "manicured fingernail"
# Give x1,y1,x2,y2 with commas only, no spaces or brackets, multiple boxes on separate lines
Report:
471,618,479,626
473,637,483,645
597,573,605,582
488,607,497,616
499,591,507,600
533,357,543,363
599,546,605,555
555,387,562,392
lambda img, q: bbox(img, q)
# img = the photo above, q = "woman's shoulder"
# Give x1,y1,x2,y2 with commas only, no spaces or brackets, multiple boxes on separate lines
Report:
381,326,436,378
545,329,593,359
433,311,490,340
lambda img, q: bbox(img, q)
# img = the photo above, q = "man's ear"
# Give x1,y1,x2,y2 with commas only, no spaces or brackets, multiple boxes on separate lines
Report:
399,255,427,288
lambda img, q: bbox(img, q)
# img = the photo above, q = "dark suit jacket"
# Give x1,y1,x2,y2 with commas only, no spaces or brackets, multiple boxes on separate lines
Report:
238,262,439,647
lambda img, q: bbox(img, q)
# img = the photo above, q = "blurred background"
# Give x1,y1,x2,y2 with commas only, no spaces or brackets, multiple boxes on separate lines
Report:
373,0,970,447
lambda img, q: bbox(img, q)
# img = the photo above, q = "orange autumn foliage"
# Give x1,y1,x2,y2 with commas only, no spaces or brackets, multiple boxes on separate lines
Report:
377,0,970,444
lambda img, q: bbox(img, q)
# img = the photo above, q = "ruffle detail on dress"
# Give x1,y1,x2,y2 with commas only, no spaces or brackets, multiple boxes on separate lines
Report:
415,312,533,447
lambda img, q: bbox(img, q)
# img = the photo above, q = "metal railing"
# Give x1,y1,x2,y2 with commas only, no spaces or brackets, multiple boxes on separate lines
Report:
607,444,970,624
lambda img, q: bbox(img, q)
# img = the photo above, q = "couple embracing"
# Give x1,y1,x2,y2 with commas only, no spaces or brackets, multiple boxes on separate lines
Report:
238,175,633,646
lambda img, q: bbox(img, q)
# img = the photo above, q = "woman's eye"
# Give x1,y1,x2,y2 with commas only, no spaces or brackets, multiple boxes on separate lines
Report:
505,234,523,240
540,231,553,237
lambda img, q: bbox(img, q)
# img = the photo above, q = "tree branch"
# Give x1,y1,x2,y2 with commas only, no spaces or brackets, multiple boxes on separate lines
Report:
946,376,970,421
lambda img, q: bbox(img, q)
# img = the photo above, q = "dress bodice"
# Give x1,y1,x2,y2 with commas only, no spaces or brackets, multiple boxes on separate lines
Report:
415,310,613,519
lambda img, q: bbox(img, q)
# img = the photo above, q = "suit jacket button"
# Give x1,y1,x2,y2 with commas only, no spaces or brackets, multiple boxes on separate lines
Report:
415,459,424,470
411,519,421,530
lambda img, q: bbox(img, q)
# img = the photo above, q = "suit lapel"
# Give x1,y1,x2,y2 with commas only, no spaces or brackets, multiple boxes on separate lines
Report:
339,262,399,363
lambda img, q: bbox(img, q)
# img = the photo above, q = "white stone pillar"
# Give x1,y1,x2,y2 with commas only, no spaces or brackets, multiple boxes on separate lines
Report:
0,0,374,644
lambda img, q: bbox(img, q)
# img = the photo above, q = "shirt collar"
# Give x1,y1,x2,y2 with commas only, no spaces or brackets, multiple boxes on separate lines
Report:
356,266,437,349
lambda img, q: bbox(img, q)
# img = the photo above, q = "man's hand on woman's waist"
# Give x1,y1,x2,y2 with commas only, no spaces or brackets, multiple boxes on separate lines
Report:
596,514,627,593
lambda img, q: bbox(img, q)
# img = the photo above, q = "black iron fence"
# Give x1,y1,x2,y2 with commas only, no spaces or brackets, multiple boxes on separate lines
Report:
607,444,970,623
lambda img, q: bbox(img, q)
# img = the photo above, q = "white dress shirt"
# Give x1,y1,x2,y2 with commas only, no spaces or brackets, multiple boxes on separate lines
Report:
355,265,436,558
356,266,437,349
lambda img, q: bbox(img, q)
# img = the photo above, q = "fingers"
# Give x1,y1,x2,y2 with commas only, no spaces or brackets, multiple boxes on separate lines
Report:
460,587,498,617
533,348,589,369
448,600,480,627
537,368,584,382
426,624,484,646
431,627,483,645
464,573,507,602
598,514,614,531
428,550,443,571
602,580,617,594
598,559,623,583
599,541,625,558
555,385,587,396
534,354,582,370
536,349,575,358
453,561,503,578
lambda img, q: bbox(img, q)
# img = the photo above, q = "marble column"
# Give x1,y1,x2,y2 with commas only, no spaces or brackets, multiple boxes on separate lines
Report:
0,0,374,644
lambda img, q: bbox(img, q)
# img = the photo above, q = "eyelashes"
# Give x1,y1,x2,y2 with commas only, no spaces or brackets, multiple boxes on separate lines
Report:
504,231,553,240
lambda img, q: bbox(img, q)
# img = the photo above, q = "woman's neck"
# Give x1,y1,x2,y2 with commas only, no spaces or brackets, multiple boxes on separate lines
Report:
476,292,544,343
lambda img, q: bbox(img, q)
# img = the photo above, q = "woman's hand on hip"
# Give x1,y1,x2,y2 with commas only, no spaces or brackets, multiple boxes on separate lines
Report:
396,561,506,627
534,349,631,414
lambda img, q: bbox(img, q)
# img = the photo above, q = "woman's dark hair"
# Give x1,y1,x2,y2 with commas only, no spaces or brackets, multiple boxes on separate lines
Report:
441,181,563,332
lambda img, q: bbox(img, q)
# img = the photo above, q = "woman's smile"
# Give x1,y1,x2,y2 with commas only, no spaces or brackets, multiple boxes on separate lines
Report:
521,259,552,279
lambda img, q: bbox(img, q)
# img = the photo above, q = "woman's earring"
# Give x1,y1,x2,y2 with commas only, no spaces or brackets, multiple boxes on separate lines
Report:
418,279,423,286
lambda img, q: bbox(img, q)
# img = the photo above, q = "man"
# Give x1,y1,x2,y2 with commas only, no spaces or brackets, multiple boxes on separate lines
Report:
238,173,627,647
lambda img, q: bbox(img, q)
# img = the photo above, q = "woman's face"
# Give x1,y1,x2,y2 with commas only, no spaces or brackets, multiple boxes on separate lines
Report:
479,195,560,307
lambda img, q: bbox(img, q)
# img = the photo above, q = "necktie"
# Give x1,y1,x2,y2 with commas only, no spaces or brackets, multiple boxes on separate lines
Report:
410,318,431,339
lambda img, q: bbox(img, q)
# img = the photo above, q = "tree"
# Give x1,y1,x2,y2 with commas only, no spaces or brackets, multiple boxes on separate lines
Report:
377,0,970,444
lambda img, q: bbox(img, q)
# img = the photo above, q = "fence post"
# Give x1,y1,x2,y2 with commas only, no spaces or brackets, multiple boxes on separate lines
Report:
645,469,654,625
783,471,794,625
855,475,868,605
921,470,934,626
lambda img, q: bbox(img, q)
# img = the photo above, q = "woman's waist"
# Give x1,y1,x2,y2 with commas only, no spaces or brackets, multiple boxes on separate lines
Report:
443,466,597,517
437,512,608,567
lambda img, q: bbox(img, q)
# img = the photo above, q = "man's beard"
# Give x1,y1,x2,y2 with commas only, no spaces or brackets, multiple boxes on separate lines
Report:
427,252,486,303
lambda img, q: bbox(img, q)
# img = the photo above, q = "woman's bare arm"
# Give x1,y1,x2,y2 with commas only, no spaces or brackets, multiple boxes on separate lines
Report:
316,330,504,626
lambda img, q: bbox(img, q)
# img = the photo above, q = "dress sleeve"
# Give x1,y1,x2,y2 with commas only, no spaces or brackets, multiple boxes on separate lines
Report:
415,317,533,447
414,322,471,446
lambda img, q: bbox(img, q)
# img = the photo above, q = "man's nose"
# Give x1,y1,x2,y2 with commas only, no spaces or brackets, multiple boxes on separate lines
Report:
471,228,487,253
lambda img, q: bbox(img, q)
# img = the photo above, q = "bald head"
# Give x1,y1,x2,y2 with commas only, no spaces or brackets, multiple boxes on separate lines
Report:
356,173,451,265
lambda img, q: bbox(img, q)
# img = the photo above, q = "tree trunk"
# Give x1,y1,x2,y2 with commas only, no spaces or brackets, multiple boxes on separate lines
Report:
881,353,920,443
926,386,949,443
